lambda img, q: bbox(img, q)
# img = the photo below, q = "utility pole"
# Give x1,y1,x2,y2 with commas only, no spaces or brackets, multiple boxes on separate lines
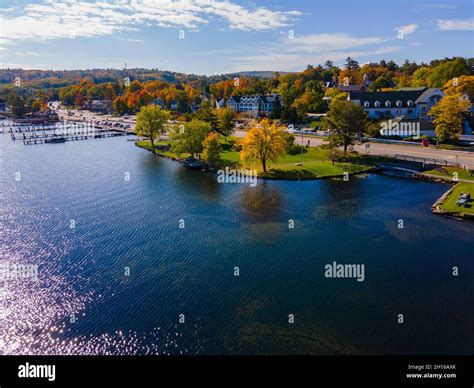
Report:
301,129,304,165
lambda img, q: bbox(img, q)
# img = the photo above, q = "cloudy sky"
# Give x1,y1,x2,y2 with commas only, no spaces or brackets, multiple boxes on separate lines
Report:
0,0,473,74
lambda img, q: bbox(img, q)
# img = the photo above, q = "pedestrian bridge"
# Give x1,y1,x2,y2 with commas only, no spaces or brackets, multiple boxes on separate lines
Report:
377,163,422,174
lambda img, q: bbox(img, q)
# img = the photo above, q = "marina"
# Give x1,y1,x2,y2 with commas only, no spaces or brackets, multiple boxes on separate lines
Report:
4,122,132,144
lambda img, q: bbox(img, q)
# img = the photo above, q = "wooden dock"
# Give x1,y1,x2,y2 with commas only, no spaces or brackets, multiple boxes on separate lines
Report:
4,123,130,145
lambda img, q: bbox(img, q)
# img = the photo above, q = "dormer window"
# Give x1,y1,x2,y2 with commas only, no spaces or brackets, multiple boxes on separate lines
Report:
396,100,402,107
385,100,391,107
374,101,380,108
364,101,370,108
407,100,413,107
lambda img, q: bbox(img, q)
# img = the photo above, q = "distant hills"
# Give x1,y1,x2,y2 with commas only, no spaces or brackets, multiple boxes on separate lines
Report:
227,71,288,78
0,68,286,87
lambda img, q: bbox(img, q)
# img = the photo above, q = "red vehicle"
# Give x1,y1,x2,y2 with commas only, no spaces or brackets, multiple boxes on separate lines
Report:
421,138,430,147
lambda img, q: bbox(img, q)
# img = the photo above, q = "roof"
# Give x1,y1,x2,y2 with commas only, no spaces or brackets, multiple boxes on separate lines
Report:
349,88,428,107
229,94,280,104
91,99,112,105
415,88,444,104
398,87,426,91
338,85,366,92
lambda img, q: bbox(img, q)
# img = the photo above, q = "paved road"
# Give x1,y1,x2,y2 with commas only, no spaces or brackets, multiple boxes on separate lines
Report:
51,103,474,169
234,130,474,168
52,103,136,131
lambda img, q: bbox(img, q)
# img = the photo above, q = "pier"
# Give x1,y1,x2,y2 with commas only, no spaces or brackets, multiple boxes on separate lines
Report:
3,122,132,145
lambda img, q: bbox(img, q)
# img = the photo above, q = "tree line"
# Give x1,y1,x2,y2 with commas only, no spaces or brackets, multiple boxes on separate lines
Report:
1,56,472,123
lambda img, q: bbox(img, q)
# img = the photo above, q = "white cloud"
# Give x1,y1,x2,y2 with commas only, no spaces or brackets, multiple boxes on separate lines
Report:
0,0,300,50
281,33,387,53
228,33,399,72
16,51,41,56
395,24,418,35
230,51,362,72
438,19,474,31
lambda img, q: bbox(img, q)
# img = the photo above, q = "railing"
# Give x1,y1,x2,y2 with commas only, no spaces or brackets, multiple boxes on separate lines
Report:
369,154,452,168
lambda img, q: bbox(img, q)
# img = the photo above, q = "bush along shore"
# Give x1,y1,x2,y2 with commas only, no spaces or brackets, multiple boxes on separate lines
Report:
135,138,377,181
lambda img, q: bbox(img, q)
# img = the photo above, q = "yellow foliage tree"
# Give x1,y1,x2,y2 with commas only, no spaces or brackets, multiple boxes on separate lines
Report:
429,93,470,141
240,119,286,173
202,131,222,166
443,75,474,98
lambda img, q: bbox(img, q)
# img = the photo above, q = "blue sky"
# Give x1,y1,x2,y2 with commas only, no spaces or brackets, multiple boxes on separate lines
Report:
0,0,473,74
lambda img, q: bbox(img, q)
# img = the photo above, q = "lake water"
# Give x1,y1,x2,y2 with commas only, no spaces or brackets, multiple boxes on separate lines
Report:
0,134,473,355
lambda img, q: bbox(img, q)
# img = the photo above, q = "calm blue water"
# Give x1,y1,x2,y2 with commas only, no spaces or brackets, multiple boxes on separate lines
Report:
0,134,473,355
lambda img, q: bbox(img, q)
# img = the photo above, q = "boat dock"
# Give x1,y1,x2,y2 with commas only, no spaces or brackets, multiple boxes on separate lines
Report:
3,122,132,145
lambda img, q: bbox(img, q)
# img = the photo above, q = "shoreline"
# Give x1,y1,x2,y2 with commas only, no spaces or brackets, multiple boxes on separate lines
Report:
136,140,474,221
431,182,474,221
135,141,378,181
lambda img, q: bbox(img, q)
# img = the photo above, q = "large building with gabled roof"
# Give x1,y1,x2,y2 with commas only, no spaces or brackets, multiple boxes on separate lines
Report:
227,94,281,117
348,87,444,122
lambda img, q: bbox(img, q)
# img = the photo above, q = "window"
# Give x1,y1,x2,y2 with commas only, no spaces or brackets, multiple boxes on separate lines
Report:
407,100,413,107
364,101,370,108
385,100,391,107
374,101,380,108
396,100,402,107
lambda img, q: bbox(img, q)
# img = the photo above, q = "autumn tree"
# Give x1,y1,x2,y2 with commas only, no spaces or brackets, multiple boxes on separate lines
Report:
202,131,222,166
339,57,362,86
369,74,394,91
216,107,236,138
135,105,169,148
240,119,286,173
326,100,369,153
27,98,42,112
209,80,234,101
171,119,211,157
429,93,470,141
426,58,470,88
443,75,474,98
411,67,431,87
113,96,129,115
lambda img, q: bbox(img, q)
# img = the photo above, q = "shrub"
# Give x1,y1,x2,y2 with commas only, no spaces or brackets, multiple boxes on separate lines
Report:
282,132,295,150
287,144,307,155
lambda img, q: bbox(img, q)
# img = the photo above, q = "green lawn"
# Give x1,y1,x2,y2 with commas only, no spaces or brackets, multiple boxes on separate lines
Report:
258,148,374,179
136,138,239,163
423,166,474,182
135,138,374,179
439,182,474,215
